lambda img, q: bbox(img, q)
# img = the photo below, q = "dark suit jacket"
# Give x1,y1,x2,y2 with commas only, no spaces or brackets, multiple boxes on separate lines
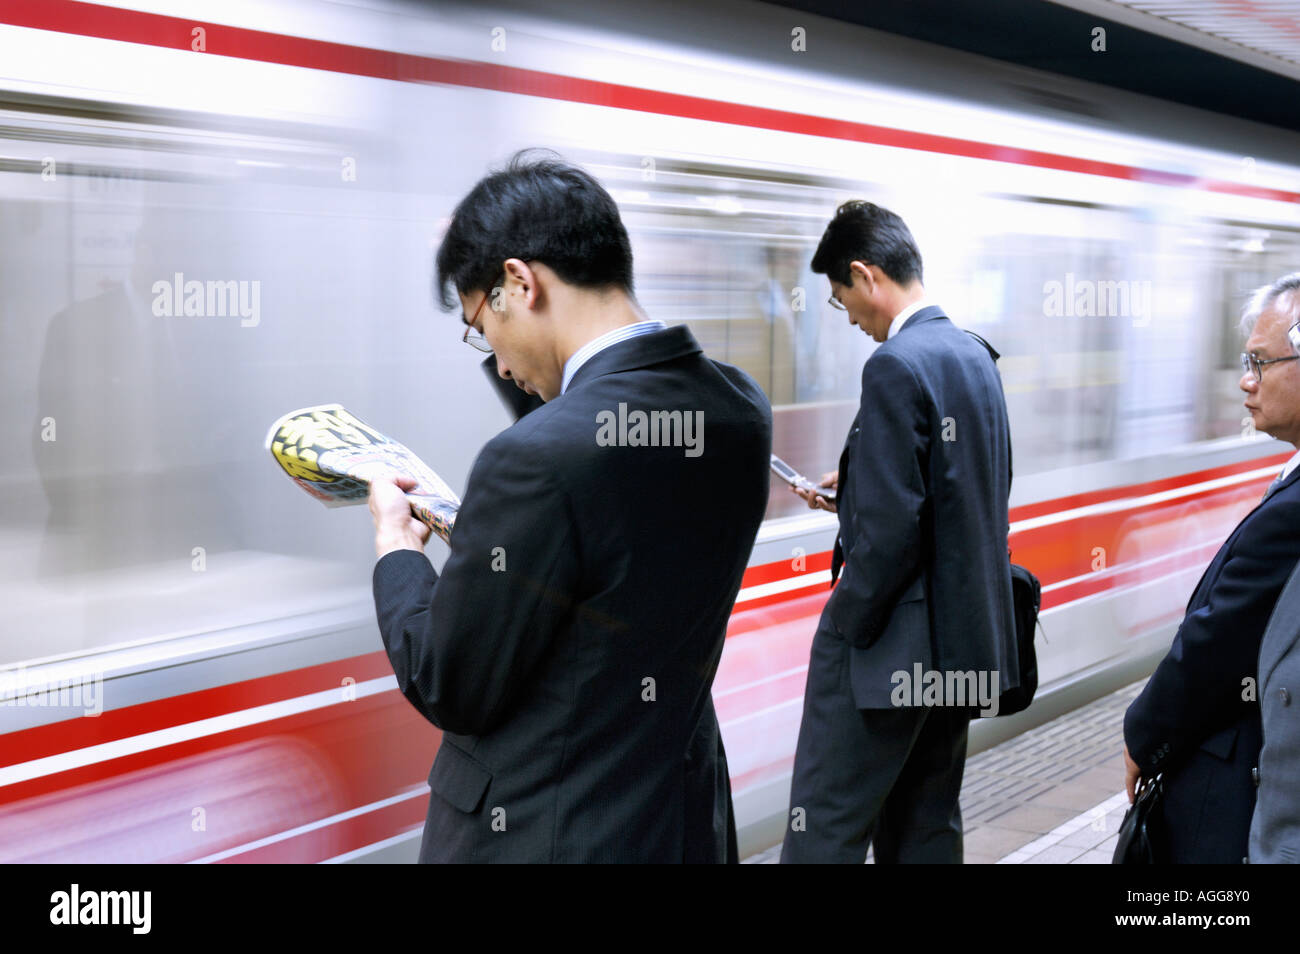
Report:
373,325,772,862
825,306,1018,708
1250,553,1300,863
1125,461,1300,863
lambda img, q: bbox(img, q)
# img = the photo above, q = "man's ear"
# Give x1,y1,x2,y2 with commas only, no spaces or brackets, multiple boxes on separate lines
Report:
849,260,874,295
503,258,540,310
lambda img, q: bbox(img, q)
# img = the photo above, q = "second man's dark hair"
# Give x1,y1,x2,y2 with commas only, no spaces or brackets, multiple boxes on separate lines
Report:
435,150,634,310
810,200,923,287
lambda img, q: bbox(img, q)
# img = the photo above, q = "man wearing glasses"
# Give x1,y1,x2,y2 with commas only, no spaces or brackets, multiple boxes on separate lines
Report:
1250,276,1300,865
365,152,773,862
1124,272,1300,863
781,200,1018,863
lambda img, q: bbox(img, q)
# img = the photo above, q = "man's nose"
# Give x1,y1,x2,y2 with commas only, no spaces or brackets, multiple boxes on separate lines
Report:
496,357,512,380
1240,372,1258,394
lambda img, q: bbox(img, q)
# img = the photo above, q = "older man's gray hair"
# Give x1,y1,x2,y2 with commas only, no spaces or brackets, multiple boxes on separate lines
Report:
1241,272,1300,342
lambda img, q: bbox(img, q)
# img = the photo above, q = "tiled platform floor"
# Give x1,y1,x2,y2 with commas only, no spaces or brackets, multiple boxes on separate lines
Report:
744,680,1141,864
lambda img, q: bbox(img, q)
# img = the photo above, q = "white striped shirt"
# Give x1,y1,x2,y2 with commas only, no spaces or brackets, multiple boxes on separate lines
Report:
560,319,667,395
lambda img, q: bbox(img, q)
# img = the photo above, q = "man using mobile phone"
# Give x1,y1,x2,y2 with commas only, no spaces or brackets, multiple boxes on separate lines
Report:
790,470,838,511
781,201,1018,863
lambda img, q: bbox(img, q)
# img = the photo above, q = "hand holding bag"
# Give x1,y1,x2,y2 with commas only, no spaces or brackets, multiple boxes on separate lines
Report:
1112,774,1164,863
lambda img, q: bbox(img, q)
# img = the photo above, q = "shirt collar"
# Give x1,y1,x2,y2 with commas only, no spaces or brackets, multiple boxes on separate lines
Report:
561,319,667,395
1281,448,1300,483
887,299,931,340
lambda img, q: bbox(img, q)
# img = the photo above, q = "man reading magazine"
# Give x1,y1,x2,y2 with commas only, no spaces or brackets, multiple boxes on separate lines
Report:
367,152,772,863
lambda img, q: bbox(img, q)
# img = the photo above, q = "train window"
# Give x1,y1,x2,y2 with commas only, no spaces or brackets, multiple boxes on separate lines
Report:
3,101,407,668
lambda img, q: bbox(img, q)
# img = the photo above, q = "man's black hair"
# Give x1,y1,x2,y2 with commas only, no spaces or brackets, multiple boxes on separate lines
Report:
435,149,634,310
810,200,923,287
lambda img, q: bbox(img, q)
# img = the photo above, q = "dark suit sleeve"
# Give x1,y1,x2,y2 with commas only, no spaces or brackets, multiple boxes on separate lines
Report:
826,351,929,648
1124,494,1300,773
372,429,580,736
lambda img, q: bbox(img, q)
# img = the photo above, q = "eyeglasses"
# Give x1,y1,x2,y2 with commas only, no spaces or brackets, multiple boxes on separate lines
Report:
827,294,846,311
462,284,499,353
1241,350,1300,383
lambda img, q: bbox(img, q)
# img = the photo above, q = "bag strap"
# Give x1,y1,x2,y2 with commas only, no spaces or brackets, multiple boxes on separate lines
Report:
964,328,1001,363
964,327,1014,493
968,330,1045,641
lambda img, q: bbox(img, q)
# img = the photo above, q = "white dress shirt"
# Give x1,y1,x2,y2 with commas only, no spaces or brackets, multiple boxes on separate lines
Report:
887,299,932,340
1281,449,1300,483
560,319,667,395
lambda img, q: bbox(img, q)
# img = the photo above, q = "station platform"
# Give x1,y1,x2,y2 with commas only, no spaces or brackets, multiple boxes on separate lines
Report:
743,679,1142,864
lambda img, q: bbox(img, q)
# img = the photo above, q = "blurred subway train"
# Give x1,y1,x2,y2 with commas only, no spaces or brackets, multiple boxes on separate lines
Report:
1,0,1299,861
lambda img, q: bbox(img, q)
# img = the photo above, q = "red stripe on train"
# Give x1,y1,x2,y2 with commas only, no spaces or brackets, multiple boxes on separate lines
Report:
1005,453,1288,522
0,690,438,808
738,452,1288,591
1,1,1297,204
0,651,396,769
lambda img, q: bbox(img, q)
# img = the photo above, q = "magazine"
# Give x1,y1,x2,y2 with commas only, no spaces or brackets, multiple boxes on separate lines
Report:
265,404,459,544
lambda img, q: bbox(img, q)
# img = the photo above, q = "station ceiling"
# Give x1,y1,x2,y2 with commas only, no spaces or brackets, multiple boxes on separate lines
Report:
763,0,1300,133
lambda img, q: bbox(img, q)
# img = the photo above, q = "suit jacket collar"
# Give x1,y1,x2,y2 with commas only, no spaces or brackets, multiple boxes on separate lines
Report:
1262,454,1300,502
1187,459,1300,610
564,324,702,391
896,304,948,336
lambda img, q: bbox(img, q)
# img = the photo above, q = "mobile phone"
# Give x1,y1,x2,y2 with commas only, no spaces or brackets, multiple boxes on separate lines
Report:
770,454,835,500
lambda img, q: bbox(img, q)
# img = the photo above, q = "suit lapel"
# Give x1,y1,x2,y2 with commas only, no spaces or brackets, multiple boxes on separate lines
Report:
1259,459,1300,504
1186,461,1300,611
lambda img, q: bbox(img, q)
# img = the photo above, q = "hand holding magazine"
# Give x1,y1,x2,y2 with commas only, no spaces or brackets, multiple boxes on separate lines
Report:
265,404,459,545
